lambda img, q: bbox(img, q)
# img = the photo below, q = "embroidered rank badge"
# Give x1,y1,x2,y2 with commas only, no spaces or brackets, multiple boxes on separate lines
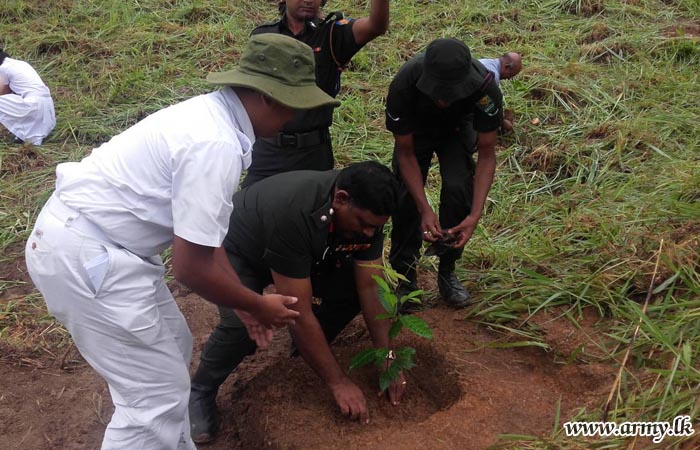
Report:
334,243,371,252
476,94,500,117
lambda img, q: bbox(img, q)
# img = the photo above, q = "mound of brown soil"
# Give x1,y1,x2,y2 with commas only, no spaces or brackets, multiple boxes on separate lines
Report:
215,307,613,450
0,294,615,450
233,340,460,450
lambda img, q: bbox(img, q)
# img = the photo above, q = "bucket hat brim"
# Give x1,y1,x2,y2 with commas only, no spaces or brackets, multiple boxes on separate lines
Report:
207,70,340,110
416,61,485,105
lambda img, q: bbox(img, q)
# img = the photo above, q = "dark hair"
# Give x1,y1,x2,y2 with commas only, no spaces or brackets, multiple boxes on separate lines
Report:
336,161,399,216
0,49,7,65
278,0,327,15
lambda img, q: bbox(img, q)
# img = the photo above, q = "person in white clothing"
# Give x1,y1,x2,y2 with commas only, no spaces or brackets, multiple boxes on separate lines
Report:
24,33,339,450
0,48,56,145
479,52,522,131
478,51,522,85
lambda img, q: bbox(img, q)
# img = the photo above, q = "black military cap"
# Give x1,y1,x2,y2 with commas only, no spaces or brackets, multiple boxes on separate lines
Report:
416,38,484,105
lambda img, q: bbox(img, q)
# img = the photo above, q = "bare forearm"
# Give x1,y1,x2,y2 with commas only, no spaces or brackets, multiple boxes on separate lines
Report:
353,0,390,44
173,242,262,312
290,315,348,387
470,148,496,219
355,263,391,349
368,0,390,35
360,293,391,349
397,145,429,213
180,257,260,309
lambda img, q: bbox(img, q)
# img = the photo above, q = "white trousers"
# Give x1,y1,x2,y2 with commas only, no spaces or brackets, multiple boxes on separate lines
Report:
25,194,197,450
0,92,55,145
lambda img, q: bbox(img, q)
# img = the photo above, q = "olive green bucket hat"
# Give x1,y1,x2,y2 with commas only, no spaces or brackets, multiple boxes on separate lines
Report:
207,34,340,110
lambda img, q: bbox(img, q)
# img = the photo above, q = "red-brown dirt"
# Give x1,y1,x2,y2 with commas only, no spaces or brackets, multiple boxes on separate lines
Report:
226,307,614,450
1,268,621,450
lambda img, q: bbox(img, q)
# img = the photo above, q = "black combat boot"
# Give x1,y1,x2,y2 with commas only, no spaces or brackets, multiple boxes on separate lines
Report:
437,271,471,308
189,371,221,444
188,315,259,443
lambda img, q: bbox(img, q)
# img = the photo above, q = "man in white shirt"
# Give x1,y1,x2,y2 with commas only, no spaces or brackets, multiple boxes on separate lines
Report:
0,48,56,145
24,33,339,450
478,51,522,85
479,52,522,131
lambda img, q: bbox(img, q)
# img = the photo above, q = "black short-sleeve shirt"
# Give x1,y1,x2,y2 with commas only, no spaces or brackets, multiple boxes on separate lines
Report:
385,55,504,137
223,170,384,279
252,14,364,132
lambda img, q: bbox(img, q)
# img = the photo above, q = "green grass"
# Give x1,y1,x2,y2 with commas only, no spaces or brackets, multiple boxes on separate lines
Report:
2,0,699,448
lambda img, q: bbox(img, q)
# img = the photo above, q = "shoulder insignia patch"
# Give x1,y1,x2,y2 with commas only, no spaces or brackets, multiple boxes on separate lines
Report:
476,94,500,117
335,18,350,25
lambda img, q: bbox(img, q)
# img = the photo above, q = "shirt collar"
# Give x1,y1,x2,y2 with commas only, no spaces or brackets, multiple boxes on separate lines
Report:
280,13,320,37
220,87,256,146
310,172,339,230
310,199,334,230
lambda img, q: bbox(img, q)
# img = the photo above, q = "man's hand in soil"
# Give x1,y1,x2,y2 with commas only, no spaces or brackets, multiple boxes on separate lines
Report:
272,271,370,423
380,370,407,406
235,309,273,348
502,109,515,132
330,377,369,424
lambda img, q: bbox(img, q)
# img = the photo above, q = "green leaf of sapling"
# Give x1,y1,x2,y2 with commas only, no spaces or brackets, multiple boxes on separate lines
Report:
373,347,390,367
371,274,391,293
349,348,379,371
400,289,424,305
400,316,433,340
379,371,393,392
378,289,398,313
388,319,404,339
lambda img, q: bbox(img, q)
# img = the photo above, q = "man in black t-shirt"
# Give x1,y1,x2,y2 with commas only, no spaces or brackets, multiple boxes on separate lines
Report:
242,0,390,186
386,38,504,308
189,162,402,443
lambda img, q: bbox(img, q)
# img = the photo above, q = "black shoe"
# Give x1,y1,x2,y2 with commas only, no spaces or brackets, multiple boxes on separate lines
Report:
437,272,471,308
189,384,219,444
12,136,24,144
397,281,423,314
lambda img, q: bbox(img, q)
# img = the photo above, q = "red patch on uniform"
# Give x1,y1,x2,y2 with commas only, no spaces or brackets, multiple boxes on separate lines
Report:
334,243,371,252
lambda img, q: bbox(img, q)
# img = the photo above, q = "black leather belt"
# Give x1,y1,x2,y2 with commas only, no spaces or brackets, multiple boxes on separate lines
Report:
260,128,328,148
